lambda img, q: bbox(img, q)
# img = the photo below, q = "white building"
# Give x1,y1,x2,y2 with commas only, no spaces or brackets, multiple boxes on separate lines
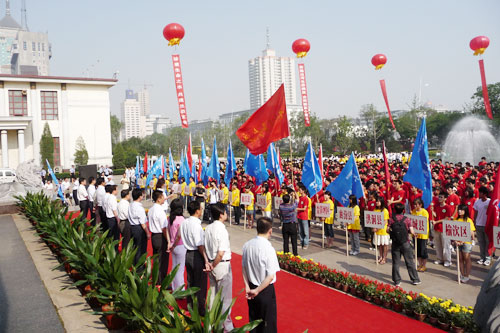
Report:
248,45,297,109
0,0,52,76
0,74,115,169
137,88,150,116
145,114,172,136
121,89,143,139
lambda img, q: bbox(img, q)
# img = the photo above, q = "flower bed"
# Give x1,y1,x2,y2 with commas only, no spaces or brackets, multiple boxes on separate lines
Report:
276,252,477,332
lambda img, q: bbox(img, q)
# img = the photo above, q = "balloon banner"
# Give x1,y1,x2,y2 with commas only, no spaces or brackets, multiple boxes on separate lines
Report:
172,54,189,128
298,63,311,126
379,79,396,129
479,59,493,120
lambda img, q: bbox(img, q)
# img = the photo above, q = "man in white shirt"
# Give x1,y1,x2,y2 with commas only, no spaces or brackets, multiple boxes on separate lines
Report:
77,177,89,218
129,188,150,266
181,200,212,316
204,203,234,331
474,186,492,266
148,190,171,285
105,185,119,249
208,181,219,222
242,217,280,333
95,178,107,231
72,177,79,205
117,189,131,249
87,177,97,225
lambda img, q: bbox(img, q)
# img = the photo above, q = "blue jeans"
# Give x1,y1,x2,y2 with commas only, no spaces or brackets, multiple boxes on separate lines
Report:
298,219,309,246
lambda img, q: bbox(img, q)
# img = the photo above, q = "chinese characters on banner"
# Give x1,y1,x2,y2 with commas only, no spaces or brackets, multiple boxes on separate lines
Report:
315,203,331,218
240,193,252,206
256,194,267,208
442,220,471,242
273,196,283,210
297,63,311,126
337,207,355,224
172,54,189,128
404,214,428,235
364,211,385,229
493,226,500,248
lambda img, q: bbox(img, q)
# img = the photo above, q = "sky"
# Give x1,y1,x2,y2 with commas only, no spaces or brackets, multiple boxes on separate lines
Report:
12,0,500,123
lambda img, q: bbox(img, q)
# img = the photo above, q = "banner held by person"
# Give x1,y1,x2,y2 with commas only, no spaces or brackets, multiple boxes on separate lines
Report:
443,219,472,284
301,141,323,197
365,210,385,264
338,207,355,256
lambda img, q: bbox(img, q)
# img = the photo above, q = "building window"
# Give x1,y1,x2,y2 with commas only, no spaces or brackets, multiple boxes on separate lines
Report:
41,91,58,120
32,42,35,51
23,41,26,50
8,90,28,116
53,137,60,166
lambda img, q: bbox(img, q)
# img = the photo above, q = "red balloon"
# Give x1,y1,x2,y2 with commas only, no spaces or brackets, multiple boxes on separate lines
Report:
470,36,489,55
292,39,311,58
371,54,387,70
163,23,185,46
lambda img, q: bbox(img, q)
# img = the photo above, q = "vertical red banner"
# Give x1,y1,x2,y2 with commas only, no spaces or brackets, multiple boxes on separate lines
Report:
382,140,392,217
379,79,396,130
172,54,189,128
297,63,311,126
479,59,493,120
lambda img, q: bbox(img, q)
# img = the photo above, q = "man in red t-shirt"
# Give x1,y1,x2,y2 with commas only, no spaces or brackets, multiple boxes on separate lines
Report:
389,180,406,214
431,191,453,266
297,185,310,249
445,184,460,218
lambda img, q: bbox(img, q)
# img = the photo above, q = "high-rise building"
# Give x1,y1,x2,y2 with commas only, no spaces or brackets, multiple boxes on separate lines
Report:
248,33,297,109
121,89,143,140
137,88,150,116
0,0,51,76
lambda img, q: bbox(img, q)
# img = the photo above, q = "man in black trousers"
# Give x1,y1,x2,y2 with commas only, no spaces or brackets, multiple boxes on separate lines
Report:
278,194,298,255
148,190,170,285
180,200,212,316
128,188,149,267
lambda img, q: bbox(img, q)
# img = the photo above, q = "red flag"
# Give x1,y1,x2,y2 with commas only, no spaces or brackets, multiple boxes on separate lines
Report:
277,147,283,173
197,158,202,182
382,141,392,214
479,59,493,120
187,133,193,171
236,84,289,155
143,151,148,173
380,80,396,130
486,166,500,256
318,144,325,187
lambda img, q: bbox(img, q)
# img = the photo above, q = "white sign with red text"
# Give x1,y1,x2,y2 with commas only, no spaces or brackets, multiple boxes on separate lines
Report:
256,194,267,208
404,214,428,235
273,196,283,210
364,211,385,229
240,193,252,206
172,54,189,128
443,220,471,242
337,207,355,224
228,191,233,204
493,226,500,248
315,203,331,218
298,63,311,126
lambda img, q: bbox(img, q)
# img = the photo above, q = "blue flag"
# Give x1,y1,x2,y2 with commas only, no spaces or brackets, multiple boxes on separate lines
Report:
301,141,323,197
182,148,191,180
403,118,432,208
326,152,364,207
146,157,162,187
243,148,250,173
266,142,284,185
139,157,144,174
201,138,208,185
246,152,269,185
225,141,236,185
206,137,220,184
168,149,175,180
135,156,140,187
46,159,64,201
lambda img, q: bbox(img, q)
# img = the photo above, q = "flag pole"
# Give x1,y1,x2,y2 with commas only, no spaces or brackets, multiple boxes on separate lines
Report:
346,226,349,257
456,243,461,285
289,137,294,188
415,236,418,270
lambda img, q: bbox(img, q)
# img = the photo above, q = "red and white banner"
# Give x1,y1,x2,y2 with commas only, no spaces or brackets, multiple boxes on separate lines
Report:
404,214,428,235
172,54,189,128
315,203,331,218
298,63,311,127
364,211,386,229
443,219,472,242
337,207,355,224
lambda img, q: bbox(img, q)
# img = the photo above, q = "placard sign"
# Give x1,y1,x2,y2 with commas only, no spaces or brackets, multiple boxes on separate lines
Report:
240,193,252,206
337,207,355,224
273,196,283,210
218,190,225,202
256,194,267,208
172,184,182,194
228,191,233,204
315,203,332,218
364,211,385,229
404,214,428,235
494,226,500,249
443,220,471,242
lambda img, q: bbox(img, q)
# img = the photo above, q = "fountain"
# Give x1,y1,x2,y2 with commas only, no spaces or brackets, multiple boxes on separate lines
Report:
442,115,500,164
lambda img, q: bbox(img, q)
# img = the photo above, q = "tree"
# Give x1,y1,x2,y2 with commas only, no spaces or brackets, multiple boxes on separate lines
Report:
74,136,89,166
332,116,359,155
470,82,500,125
289,112,324,155
360,104,384,153
110,115,124,145
112,143,126,169
40,122,54,166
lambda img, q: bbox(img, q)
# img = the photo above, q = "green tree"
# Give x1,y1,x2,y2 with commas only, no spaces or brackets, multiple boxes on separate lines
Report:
112,143,126,168
360,104,384,153
40,122,54,166
110,115,123,145
74,136,89,166
470,82,500,125
332,116,359,154
289,112,324,155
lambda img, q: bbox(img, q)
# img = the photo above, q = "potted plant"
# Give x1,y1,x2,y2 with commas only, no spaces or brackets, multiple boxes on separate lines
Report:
402,294,414,316
436,299,453,330
362,282,376,302
339,271,350,292
390,289,404,312
412,295,430,322
449,305,473,333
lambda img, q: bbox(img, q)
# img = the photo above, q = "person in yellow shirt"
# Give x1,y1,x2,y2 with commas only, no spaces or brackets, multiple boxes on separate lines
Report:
323,191,335,248
244,186,255,228
456,204,476,283
231,183,241,225
347,194,361,255
263,184,272,218
188,177,196,203
412,198,430,272
373,197,390,265
180,177,187,208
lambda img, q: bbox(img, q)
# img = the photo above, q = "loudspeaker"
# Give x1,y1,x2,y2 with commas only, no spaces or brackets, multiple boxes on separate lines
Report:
78,164,98,181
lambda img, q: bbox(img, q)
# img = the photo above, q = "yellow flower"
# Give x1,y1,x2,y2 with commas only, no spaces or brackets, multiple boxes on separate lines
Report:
406,295,412,301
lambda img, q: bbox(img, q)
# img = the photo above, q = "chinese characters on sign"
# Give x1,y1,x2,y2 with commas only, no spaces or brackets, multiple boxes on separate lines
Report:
337,207,355,224
315,203,331,218
493,226,500,249
404,214,428,235
172,54,189,128
297,63,311,126
240,193,252,206
256,194,267,208
273,196,283,210
442,220,471,242
364,211,385,229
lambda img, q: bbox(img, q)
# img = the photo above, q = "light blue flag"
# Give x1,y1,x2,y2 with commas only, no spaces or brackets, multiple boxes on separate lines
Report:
46,159,64,201
301,141,323,197
201,138,209,185
139,157,144,174
146,157,162,187
326,152,364,207
246,152,269,185
266,142,284,185
403,118,432,208
135,157,140,188
243,148,250,173
225,141,236,185
168,148,175,180
206,137,220,184
182,149,191,180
